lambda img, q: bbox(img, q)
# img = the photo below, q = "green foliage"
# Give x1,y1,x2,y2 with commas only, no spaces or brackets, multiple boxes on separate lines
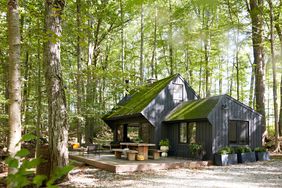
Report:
5,134,73,188
217,147,235,155
254,147,267,152
188,143,203,156
159,139,170,147
234,146,252,154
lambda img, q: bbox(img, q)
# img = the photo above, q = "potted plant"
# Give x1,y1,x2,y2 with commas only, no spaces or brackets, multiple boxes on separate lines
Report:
188,143,204,160
159,139,169,157
214,146,237,166
235,146,256,163
254,147,270,161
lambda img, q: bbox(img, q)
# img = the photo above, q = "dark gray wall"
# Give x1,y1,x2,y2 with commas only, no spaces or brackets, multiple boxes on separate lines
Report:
208,95,262,154
142,75,198,144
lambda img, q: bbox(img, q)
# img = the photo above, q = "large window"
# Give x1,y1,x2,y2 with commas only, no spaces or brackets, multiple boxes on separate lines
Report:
228,120,249,145
179,122,196,144
173,83,183,102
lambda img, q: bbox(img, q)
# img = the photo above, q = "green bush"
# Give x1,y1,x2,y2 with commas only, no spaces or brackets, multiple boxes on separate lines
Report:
234,146,252,153
159,139,169,147
217,147,235,155
5,133,73,188
254,147,267,152
188,143,203,156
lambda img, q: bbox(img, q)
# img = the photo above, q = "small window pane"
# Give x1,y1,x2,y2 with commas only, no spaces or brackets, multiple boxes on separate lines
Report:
179,122,187,143
228,121,237,144
238,122,249,145
188,122,196,144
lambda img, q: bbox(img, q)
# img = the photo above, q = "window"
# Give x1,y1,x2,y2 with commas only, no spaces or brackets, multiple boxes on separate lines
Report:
228,120,249,145
179,122,187,143
179,122,196,144
173,83,183,102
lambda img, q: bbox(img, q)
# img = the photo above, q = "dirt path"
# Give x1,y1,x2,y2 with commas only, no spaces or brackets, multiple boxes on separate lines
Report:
60,159,282,188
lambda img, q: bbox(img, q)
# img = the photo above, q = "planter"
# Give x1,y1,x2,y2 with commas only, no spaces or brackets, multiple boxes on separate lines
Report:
214,153,238,166
255,151,270,161
237,152,256,163
160,146,169,157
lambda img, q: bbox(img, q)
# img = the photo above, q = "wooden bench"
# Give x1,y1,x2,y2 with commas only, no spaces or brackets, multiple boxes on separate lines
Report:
149,149,162,159
112,149,124,159
112,149,138,160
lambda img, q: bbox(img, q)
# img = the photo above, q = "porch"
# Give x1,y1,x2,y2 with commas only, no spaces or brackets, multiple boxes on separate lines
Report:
69,152,209,173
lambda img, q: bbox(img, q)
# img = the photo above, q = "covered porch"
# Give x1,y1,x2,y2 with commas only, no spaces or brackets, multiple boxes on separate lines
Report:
106,115,156,146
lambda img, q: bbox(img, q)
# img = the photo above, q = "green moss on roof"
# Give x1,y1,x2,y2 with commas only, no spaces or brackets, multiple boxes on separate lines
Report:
104,74,178,119
166,96,221,121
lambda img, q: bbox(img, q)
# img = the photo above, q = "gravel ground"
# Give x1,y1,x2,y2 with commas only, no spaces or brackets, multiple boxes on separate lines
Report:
60,159,282,188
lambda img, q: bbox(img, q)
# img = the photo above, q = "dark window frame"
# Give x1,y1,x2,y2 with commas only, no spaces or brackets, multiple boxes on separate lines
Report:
228,120,249,145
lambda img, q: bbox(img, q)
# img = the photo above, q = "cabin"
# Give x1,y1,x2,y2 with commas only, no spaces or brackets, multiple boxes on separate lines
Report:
102,74,262,160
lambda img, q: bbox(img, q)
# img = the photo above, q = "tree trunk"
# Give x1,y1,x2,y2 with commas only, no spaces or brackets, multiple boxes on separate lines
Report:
35,18,42,159
76,0,82,145
44,0,69,177
168,0,174,75
248,55,255,109
85,19,94,145
7,0,21,175
120,0,125,74
140,2,144,83
274,0,282,136
268,0,280,151
150,2,157,79
248,0,266,143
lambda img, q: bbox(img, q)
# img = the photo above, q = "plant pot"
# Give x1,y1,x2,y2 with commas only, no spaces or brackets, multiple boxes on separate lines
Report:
255,151,270,161
214,153,238,166
160,146,169,157
237,152,256,163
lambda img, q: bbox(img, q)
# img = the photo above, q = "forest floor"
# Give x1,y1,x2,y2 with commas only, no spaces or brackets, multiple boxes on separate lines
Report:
1,158,281,187
58,159,282,188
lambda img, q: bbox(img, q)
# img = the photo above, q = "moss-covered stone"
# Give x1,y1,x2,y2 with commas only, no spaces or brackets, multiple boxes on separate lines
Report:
166,96,221,121
103,74,178,119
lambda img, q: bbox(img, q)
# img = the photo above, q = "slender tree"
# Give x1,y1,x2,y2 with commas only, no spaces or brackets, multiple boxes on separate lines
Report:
44,0,69,176
76,0,82,145
7,0,21,175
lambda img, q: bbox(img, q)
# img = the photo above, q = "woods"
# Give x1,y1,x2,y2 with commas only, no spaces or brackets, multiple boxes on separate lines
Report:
1,0,282,186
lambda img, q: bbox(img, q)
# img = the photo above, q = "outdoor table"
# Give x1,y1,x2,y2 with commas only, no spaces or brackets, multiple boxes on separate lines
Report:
120,142,156,160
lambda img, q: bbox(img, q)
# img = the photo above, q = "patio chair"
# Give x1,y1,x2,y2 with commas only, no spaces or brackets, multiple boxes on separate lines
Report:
86,144,102,157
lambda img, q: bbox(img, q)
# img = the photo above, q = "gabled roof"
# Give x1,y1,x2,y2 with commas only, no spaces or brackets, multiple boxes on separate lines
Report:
103,74,178,120
165,95,221,122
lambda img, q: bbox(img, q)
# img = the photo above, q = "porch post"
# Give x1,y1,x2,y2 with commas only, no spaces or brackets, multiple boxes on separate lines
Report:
123,124,128,142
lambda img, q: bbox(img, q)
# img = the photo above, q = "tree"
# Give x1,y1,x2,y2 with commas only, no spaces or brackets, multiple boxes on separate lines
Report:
43,0,69,177
7,0,21,175
246,0,266,142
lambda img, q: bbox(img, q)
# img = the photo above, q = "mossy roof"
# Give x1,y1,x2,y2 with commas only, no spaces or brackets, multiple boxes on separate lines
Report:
165,96,221,121
103,74,178,119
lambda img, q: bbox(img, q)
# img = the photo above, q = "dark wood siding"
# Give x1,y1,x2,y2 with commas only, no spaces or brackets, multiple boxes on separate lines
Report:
196,122,213,160
142,76,198,144
208,96,262,154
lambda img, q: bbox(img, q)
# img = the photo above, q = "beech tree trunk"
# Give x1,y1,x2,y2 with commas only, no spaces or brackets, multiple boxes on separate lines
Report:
168,0,174,76
140,2,144,82
76,0,82,145
248,0,266,142
7,0,21,175
44,0,69,177
267,0,280,152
